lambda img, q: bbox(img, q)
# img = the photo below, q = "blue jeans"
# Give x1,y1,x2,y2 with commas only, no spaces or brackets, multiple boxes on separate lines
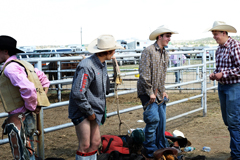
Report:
174,63,180,83
142,101,169,157
218,83,240,159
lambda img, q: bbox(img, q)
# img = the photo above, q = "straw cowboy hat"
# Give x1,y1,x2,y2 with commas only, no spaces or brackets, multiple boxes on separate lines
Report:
0,35,24,54
209,21,237,33
149,25,178,40
88,34,124,53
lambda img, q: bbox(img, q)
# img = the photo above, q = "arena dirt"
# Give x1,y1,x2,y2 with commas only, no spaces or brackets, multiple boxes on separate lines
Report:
0,91,231,160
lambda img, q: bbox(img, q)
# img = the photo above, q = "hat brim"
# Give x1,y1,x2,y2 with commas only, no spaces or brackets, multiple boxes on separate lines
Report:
88,38,124,54
153,147,178,159
149,29,178,40
165,135,191,147
0,45,24,53
209,25,237,33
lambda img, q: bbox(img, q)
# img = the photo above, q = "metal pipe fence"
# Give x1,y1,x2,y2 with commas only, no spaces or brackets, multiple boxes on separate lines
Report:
0,48,218,159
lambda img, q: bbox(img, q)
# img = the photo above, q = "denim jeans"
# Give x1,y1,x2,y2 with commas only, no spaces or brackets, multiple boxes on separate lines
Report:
174,63,180,83
218,83,240,159
142,101,169,157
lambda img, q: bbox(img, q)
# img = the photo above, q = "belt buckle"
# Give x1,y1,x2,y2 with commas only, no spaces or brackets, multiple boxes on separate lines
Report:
218,81,223,85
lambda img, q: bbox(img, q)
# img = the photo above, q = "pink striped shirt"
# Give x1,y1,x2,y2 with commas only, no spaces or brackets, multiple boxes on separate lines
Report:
1,55,50,114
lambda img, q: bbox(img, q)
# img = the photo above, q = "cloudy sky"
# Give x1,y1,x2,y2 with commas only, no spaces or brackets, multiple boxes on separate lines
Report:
1,0,240,46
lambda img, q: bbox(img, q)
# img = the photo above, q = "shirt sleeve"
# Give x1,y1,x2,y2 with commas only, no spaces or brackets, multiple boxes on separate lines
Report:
71,66,94,116
34,68,50,88
222,46,240,78
139,49,154,96
4,62,37,111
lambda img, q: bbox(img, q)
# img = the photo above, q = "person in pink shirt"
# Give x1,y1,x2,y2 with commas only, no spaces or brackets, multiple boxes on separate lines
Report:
169,51,186,84
0,35,50,160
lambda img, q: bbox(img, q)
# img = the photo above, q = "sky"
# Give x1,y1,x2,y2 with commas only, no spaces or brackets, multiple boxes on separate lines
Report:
1,0,240,46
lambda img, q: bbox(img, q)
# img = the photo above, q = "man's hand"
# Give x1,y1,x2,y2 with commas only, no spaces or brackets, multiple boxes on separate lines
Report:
209,72,223,81
43,87,49,94
34,106,42,114
209,73,215,81
88,114,96,121
149,94,156,104
214,72,223,81
163,92,168,99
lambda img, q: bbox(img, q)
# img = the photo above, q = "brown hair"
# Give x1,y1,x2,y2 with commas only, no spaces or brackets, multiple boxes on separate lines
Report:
96,50,114,57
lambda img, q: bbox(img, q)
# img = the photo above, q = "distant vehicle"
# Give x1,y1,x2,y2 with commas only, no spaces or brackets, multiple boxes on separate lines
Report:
16,51,31,59
117,40,128,49
194,46,217,59
18,46,36,53
30,48,72,69
127,40,153,52
115,40,139,66
75,46,86,52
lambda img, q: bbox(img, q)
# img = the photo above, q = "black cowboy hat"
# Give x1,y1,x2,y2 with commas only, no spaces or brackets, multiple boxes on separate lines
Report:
0,35,24,54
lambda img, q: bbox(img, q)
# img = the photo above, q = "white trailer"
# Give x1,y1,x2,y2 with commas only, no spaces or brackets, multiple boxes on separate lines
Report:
127,40,154,52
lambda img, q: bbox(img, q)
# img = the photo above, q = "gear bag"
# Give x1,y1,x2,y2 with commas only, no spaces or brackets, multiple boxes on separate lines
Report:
101,135,130,154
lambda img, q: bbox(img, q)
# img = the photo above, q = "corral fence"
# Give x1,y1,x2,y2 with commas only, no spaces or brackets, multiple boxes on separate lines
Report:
0,47,217,159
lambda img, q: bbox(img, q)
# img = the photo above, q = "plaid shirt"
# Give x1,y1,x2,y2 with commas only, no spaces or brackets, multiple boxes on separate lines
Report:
137,42,169,101
214,37,240,84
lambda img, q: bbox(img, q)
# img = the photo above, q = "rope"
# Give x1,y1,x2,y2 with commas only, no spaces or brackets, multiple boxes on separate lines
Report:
112,58,131,135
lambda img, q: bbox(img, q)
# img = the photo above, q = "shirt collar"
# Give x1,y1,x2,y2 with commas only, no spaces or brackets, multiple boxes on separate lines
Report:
92,54,105,68
219,36,232,48
154,41,165,53
1,55,17,70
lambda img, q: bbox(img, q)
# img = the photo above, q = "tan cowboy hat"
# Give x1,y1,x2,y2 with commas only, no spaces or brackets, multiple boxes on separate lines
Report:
209,21,237,33
149,25,178,40
88,34,124,53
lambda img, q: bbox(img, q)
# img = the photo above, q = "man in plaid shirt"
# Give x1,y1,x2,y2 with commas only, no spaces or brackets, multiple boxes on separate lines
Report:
137,25,178,159
209,21,240,160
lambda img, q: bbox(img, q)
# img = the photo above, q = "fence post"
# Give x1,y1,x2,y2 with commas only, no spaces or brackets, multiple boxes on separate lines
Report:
202,49,207,117
57,54,61,102
37,108,45,159
36,60,45,159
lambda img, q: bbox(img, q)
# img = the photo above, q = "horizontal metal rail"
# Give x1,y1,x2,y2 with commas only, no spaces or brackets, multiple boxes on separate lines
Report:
0,92,204,144
0,48,218,154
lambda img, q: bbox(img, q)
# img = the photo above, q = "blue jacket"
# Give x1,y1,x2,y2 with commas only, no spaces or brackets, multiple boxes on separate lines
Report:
68,54,108,125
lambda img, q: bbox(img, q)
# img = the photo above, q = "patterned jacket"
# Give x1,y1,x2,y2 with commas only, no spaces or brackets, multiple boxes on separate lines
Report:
137,42,169,101
68,54,108,125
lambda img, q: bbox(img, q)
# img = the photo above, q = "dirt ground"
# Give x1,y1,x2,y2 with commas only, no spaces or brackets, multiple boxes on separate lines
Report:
0,89,231,160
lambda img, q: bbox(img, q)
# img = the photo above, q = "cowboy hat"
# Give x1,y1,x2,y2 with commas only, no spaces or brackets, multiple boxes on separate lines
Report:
173,130,191,146
153,147,178,160
88,34,124,53
149,25,178,40
209,21,237,33
0,35,24,54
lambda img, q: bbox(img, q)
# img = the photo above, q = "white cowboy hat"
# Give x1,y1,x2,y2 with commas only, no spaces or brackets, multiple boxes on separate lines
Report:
173,130,185,138
149,25,178,40
88,34,124,53
173,130,192,146
209,21,237,33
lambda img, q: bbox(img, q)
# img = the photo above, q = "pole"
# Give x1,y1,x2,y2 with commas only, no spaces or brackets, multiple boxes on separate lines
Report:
80,27,82,46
